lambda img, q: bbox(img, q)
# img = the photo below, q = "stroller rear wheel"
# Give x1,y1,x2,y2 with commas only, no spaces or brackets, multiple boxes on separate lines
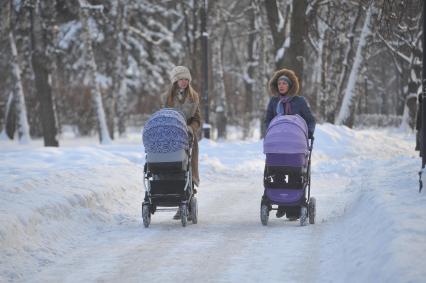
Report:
142,203,151,228
180,204,188,227
308,197,316,224
190,197,198,224
300,206,308,226
260,204,269,226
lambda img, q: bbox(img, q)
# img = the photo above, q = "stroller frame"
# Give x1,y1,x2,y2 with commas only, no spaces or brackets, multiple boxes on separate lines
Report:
142,138,198,227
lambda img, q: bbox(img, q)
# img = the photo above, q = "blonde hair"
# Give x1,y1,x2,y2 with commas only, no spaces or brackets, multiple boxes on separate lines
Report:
166,82,199,107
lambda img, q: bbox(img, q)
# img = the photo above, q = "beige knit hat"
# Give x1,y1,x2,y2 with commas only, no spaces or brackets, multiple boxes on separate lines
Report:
170,66,192,83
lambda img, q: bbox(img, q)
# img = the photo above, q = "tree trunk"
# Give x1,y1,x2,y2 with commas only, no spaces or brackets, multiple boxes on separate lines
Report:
282,0,307,82
9,30,31,143
243,1,256,139
29,0,59,146
264,0,289,69
79,0,111,144
334,4,363,116
211,3,227,139
335,5,373,126
114,2,128,137
1,92,16,140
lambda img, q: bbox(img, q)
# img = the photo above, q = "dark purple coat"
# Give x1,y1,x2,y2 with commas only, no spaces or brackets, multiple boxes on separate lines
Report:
264,95,316,138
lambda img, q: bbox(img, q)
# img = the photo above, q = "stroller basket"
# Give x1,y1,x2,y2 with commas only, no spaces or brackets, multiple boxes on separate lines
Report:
149,179,187,206
146,149,189,173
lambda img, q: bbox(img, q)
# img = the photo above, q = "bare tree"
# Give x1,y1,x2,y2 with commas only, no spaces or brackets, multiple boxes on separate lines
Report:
376,0,423,129
9,30,31,143
210,2,227,139
264,0,290,69
114,2,129,137
0,1,31,142
29,0,59,146
79,0,111,144
335,4,373,126
282,0,307,81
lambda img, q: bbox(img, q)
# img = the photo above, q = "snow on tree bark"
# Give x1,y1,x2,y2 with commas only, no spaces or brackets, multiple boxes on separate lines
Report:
335,5,373,126
9,30,30,143
211,3,227,139
264,0,289,69
0,92,15,140
334,4,363,120
0,0,31,143
79,0,111,144
113,1,128,137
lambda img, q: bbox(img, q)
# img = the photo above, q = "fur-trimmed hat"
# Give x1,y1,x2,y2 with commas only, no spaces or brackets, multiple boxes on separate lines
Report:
170,66,192,84
268,68,300,96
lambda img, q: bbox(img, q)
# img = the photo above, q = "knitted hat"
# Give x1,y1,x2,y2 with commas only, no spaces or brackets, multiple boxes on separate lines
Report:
278,75,293,89
170,66,192,84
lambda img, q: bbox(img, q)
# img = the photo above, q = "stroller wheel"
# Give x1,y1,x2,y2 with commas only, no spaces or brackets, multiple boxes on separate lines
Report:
180,204,188,227
142,203,151,228
300,206,308,226
190,197,198,224
308,197,316,224
260,204,269,226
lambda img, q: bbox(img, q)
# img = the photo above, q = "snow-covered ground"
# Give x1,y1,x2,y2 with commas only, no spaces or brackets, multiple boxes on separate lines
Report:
1,124,425,283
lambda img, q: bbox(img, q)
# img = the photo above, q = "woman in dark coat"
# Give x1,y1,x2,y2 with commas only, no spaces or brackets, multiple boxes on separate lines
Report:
264,68,316,220
264,68,316,138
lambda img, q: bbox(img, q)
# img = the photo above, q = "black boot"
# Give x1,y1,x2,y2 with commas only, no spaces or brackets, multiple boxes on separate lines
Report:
276,206,286,218
173,209,181,220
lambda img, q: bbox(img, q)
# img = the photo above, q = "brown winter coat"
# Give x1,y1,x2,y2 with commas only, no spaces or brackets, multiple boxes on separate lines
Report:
165,85,201,186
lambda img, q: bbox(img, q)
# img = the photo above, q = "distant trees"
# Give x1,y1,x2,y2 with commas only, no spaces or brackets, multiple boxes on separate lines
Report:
0,0,423,144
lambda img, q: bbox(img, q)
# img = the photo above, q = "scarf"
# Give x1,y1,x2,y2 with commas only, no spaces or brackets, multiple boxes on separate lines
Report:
276,95,293,115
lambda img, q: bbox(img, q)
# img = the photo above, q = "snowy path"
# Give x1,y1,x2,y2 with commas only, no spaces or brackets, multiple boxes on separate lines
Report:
1,126,425,283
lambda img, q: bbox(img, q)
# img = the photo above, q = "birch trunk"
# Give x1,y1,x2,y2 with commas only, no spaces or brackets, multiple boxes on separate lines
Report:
253,0,269,138
243,0,256,139
79,0,111,144
9,30,30,143
0,92,15,140
334,4,363,116
335,5,373,126
114,2,128,137
211,3,227,139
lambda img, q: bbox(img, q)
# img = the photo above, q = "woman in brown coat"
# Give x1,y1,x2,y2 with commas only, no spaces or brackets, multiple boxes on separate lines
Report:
164,66,201,218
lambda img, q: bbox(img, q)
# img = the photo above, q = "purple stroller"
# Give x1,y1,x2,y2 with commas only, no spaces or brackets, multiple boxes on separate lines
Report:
260,114,316,226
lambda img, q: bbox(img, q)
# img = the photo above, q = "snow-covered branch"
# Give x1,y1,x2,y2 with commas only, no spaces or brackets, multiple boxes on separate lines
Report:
376,32,411,64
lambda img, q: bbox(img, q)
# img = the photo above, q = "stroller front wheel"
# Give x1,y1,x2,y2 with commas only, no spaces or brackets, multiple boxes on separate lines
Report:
260,204,269,226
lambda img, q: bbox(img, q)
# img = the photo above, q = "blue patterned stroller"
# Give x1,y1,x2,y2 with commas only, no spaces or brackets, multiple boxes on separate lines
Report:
142,108,197,227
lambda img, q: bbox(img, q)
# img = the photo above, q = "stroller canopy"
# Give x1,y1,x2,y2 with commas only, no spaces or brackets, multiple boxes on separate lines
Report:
143,108,189,153
263,114,308,154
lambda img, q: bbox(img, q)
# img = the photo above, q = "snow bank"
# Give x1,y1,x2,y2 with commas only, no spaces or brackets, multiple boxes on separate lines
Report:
0,145,143,281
